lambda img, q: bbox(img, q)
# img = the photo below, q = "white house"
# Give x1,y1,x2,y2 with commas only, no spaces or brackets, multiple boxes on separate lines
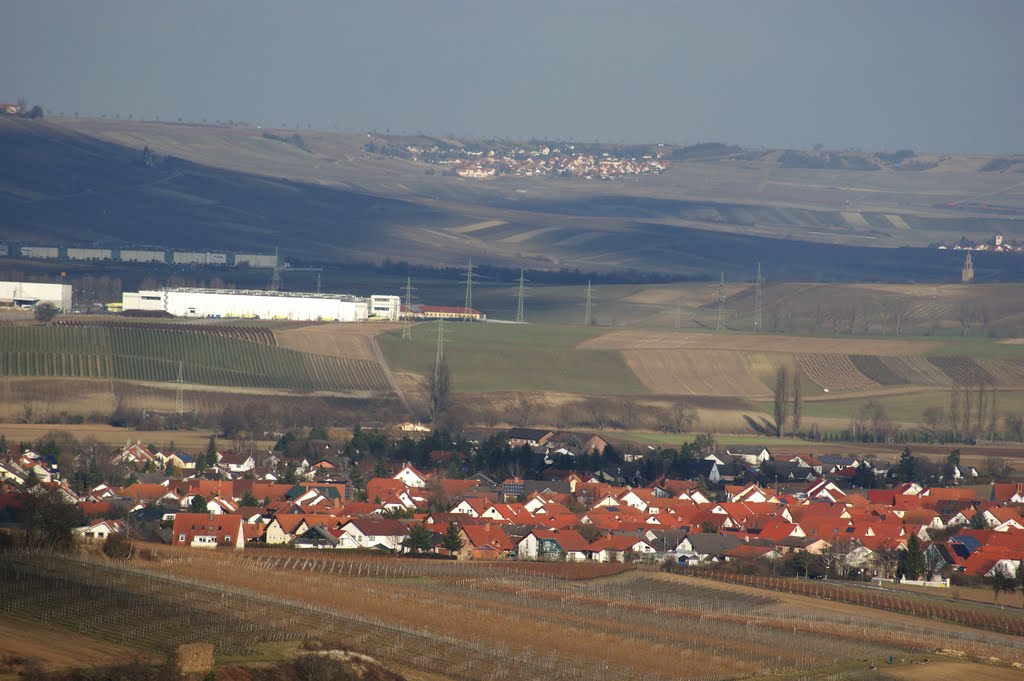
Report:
393,464,429,489
338,519,408,551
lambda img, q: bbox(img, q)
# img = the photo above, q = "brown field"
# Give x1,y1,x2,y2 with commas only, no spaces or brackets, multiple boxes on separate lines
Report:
274,322,401,361
624,349,772,397
884,662,1024,681
0,422,255,450
580,330,939,355
0,619,139,671
799,353,881,393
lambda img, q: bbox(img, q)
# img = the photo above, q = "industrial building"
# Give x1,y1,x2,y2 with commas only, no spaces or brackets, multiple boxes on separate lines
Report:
0,281,73,311
122,288,401,322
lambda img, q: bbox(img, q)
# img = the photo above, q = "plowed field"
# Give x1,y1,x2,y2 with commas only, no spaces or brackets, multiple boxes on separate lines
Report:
580,330,936,355
850,354,910,386
623,349,771,397
881,355,953,386
275,322,400,361
927,357,996,385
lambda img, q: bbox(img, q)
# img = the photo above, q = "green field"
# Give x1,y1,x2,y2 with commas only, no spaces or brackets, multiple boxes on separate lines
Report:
756,389,1024,424
378,321,648,394
0,326,390,392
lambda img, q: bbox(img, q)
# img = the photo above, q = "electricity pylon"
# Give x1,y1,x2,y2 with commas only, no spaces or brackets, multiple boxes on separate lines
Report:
516,269,528,323
402,276,416,340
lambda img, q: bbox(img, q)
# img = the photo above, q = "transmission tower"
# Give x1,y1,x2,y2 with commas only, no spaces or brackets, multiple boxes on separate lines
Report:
715,272,726,331
175,361,184,416
462,258,477,320
675,299,682,330
584,281,593,326
516,269,528,323
753,262,764,332
402,276,416,340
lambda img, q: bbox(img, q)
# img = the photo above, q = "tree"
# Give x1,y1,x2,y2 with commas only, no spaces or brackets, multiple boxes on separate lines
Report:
442,521,464,554
189,495,208,514
791,365,803,434
985,569,1016,604
859,400,889,442
1007,413,1024,444
22,487,85,551
406,523,434,554
943,449,961,483
773,365,790,437
901,534,927,580
970,509,987,529
33,302,59,323
240,490,260,507
893,447,918,483
850,464,877,489
665,402,697,433
426,355,451,422
204,435,219,470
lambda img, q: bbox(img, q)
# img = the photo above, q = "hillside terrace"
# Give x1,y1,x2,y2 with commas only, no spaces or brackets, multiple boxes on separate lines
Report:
3,437,1023,580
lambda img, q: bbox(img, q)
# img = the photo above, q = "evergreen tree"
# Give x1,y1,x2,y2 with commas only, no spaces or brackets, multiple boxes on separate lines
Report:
0,433,7,454
240,490,260,507
970,509,987,529
442,521,464,554
406,523,434,553
189,496,208,514
893,447,918,483
205,436,219,469
902,534,927,580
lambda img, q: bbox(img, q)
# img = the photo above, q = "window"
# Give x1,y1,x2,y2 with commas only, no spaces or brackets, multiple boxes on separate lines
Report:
224,536,231,543
178,534,186,542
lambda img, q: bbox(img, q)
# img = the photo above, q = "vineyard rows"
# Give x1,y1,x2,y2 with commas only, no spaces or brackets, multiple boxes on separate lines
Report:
0,326,391,392
57,319,277,345
926,357,996,386
798,354,880,393
849,355,909,386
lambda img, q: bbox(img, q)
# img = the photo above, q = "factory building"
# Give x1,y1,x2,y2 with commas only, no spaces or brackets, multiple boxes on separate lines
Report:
20,246,59,259
66,248,113,261
370,295,402,320
234,253,279,268
0,281,73,311
120,249,165,263
173,251,228,266
121,288,403,322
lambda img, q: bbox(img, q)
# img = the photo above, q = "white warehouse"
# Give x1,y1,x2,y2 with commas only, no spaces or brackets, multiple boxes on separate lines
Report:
122,288,401,322
0,281,73,311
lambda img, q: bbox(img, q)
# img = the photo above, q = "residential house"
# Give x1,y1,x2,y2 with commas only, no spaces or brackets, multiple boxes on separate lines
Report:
338,518,408,551
517,529,592,562
171,513,245,550
506,428,555,449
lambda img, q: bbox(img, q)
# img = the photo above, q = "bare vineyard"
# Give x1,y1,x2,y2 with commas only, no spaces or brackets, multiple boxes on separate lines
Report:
4,548,1018,681
850,355,910,387
0,326,391,392
57,319,277,345
926,357,996,386
798,354,880,393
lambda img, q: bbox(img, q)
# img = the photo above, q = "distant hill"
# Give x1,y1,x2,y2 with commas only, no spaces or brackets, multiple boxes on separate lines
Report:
4,117,1024,282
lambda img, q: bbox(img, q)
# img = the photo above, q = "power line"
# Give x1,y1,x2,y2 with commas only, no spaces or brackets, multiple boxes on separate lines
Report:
715,272,726,331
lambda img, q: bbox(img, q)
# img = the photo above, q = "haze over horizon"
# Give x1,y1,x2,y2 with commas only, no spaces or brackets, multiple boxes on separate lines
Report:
2,0,1022,154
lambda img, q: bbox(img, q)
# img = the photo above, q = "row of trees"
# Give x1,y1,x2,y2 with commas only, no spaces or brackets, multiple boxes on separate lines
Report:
772,365,803,437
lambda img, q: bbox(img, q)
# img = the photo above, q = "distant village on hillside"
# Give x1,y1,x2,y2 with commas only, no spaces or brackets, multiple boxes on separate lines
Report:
935,234,1024,253
365,140,672,180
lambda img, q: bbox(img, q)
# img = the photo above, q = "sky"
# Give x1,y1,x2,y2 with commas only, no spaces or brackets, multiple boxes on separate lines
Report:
1,1,1021,154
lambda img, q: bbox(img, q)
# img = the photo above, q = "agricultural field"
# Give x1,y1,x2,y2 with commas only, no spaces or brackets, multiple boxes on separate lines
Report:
623,349,772,397
3,548,1023,681
378,322,647,395
0,325,391,394
274,322,400,361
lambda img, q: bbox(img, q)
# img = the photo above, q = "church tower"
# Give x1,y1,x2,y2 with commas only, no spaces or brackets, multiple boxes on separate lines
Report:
961,252,974,283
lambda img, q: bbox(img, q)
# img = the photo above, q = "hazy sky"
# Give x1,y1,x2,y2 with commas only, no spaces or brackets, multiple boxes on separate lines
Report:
2,1,1021,153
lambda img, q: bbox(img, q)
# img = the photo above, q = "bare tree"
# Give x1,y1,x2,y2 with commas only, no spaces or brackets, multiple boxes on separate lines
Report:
513,397,536,428
949,385,962,441
1006,413,1024,444
586,399,608,430
425,355,451,422
975,382,989,441
958,303,978,337
773,366,790,437
987,385,999,441
621,398,639,431
665,402,697,433
792,365,803,434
